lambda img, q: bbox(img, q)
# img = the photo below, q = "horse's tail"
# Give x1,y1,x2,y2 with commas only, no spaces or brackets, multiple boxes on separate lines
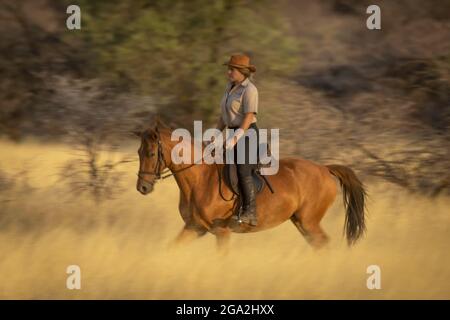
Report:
327,164,367,245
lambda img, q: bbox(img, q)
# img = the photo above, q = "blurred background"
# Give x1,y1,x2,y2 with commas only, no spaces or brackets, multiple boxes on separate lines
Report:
0,0,449,299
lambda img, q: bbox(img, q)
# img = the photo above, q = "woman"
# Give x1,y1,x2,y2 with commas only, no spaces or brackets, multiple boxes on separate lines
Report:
215,53,260,226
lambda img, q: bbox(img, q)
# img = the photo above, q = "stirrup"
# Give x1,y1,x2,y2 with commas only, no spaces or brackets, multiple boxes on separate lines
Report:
240,213,257,226
231,206,243,223
231,215,242,223
239,206,257,226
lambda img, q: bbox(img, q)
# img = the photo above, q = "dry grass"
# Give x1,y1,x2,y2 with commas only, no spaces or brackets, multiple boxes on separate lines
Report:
0,138,449,299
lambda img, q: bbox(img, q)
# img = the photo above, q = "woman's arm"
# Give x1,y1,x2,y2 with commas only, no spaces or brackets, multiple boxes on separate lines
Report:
239,112,255,132
225,112,255,149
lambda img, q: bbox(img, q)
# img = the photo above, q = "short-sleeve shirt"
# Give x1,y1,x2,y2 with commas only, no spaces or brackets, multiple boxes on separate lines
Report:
220,77,258,128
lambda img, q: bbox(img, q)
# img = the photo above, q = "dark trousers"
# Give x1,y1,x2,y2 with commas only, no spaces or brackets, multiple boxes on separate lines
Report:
230,123,259,196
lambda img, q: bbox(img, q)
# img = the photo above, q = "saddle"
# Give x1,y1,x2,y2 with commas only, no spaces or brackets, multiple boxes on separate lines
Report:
221,141,275,197
222,163,265,196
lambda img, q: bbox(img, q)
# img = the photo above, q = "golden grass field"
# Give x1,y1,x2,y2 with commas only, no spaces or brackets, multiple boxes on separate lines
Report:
0,138,449,299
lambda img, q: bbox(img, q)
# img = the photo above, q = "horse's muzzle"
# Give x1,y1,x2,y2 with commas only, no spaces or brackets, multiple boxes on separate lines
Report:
137,180,154,195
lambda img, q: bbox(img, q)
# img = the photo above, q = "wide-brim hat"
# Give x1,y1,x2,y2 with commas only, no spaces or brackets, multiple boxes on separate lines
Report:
223,54,256,73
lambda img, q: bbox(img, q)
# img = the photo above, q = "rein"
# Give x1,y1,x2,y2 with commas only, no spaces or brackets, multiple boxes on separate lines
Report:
137,131,236,202
137,136,197,185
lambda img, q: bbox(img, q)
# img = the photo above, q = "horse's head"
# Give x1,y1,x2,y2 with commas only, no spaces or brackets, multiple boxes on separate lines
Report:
134,123,169,195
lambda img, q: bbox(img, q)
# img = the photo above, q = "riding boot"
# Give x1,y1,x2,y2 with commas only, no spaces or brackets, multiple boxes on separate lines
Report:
239,176,258,226
230,172,246,224
231,198,244,223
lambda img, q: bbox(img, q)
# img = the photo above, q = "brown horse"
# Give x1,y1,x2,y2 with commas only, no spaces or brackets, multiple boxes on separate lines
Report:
134,121,367,252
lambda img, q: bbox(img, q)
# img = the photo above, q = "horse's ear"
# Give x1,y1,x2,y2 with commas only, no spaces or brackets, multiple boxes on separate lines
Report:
150,114,159,132
154,114,170,130
131,130,141,138
163,121,171,129
150,114,171,136
157,118,170,129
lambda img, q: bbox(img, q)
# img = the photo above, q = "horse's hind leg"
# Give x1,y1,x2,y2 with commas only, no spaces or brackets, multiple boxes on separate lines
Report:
291,212,329,249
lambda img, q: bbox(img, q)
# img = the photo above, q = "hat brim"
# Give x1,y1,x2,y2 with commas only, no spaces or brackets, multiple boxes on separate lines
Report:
223,62,256,73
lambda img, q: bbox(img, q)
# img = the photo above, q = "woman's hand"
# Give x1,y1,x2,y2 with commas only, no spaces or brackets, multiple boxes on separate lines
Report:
225,112,255,149
225,128,244,150
225,136,237,150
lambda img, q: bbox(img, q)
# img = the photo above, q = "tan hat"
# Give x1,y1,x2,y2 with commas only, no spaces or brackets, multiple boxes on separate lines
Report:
223,54,256,73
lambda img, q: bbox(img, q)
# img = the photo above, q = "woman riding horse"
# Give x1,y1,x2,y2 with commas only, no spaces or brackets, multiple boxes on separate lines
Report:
135,55,367,251
215,54,260,226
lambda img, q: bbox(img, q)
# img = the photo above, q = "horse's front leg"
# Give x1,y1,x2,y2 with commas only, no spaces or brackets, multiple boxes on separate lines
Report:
214,228,231,255
169,224,207,248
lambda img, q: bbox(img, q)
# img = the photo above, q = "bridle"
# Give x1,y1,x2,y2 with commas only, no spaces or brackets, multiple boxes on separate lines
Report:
137,130,196,186
136,129,236,202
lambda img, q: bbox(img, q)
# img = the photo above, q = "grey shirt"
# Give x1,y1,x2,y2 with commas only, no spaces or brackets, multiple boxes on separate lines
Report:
220,77,258,128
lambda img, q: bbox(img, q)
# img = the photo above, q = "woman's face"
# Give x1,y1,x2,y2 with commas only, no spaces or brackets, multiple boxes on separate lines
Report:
227,66,245,83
